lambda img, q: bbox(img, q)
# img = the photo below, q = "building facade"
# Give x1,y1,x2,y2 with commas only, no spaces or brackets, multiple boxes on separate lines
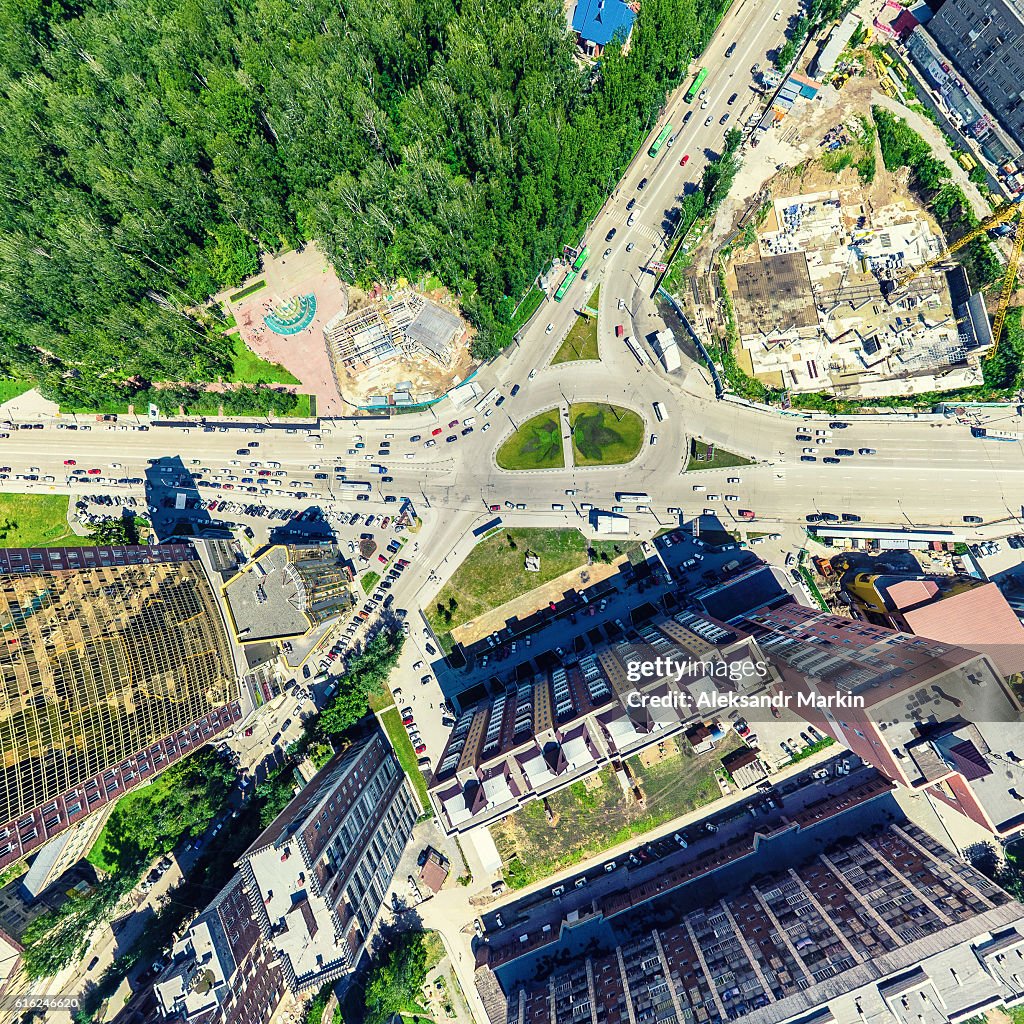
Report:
156,731,419,1024
925,0,1024,149
0,544,240,871
738,603,1024,838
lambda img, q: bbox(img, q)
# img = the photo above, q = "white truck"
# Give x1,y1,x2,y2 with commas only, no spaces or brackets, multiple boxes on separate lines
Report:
653,401,667,422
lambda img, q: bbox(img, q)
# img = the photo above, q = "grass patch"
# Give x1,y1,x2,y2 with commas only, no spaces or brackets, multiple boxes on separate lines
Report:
0,379,31,405
229,279,267,303
288,393,313,418
229,336,300,385
788,736,835,764
361,571,381,594
685,438,753,471
570,402,643,466
509,286,546,336
496,409,565,471
552,313,599,364
426,527,600,636
380,707,430,812
493,733,741,889
0,494,92,548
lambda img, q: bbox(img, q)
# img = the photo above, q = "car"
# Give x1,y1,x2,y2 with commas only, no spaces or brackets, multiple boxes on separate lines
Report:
448,419,459,428
841,512,861,522
546,323,554,334
626,242,634,252
446,434,456,443
704,115,713,126
496,395,505,405
806,513,823,523
680,154,690,166
637,177,648,190
528,369,537,379
835,448,854,456
650,433,658,445
800,455,816,462
725,41,737,57
720,113,730,125
829,422,849,429
796,433,812,441
605,227,617,241
802,447,818,454
728,92,738,104
510,384,521,397
63,459,76,466
773,9,781,17
581,269,588,280
603,248,612,259
858,448,876,455
414,742,426,754
963,515,983,524
431,427,442,436
626,197,636,210
823,457,841,464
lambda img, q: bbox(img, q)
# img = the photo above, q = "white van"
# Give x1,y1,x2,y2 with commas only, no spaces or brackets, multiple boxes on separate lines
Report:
653,401,667,422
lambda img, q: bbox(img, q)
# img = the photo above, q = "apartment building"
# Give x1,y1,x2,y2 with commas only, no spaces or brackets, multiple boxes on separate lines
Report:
0,544,240,872
925,0,1024,149
156,730,418,1024
477,776,1024,1024
430,609,772,833
739,603,1024,838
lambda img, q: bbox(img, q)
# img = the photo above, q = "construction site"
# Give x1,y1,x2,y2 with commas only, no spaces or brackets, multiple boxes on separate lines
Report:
323,288,473,410
726,184,993,396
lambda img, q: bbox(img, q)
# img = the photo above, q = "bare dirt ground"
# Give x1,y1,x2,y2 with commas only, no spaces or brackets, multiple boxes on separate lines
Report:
220,242,349,415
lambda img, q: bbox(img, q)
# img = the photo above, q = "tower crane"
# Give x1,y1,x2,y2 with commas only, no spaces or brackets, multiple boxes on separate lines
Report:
892,197,1024,358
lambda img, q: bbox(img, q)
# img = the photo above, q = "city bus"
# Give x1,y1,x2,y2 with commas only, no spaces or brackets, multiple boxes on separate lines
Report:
684,67,709,103
616,491,652,504
337,480,372,495
572,246,590,271
554,269,577,302
648,123,673,158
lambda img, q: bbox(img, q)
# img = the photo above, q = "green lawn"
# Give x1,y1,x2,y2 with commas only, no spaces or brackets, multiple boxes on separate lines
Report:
230,336,300,385
380,707,430,812
496,409,565,471
87,776,170,872
508,285,546,336
0,494,92,548
0,379,31,405
361,571,381,594
552,313,599,364
685,438,753,471
426,527,599,636
492,734,740,889
570,402,644,466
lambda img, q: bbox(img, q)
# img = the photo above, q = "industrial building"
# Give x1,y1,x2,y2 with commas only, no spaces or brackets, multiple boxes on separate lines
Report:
0,544,240,872
156,730,419,1024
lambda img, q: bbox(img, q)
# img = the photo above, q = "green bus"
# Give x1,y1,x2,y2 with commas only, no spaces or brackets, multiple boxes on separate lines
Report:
554,270,577,302
572,246,590,271
684,67,709,103
648,123,673,158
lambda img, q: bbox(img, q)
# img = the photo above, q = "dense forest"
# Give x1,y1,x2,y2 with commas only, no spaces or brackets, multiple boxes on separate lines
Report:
0,0,731,406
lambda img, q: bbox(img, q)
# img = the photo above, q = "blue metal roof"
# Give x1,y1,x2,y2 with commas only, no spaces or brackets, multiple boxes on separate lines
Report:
572,0,636,47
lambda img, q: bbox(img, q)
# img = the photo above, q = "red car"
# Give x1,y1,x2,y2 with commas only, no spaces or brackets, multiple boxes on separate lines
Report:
378,554,388,563
489,504,500,512
448,419,459,428
414,742,427,755
431,427,443,436
680,154,690,166
64,459,76,466
244,727,254,737
87,468,102,475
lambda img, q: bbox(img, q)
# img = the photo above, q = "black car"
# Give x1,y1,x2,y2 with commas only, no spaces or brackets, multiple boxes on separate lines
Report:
637,177,648,190
626,198,636,211
496,395,506,406
821,512,840,522
841,512,861,522
823,456,841,464
581,269,589,280
461,426,473,436
829,421,849,429
806,513,823,523
1009,535,1024,549
606,227,617,241
683,110,693,124
725,41,737,57
382,475,394,482
795,433,812,441
409,434,421,442
800,455,816,462
835,448,854,456
510,383,521,397
728,92,738,104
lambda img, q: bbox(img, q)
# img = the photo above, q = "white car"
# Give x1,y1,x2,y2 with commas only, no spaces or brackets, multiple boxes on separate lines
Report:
707,493,720,501
545,323,554,334
704,114,713,125
650,434,658,445
603,248,612,259
726,476,742,484
725,494,739,501
802,447,818,454
528,369,537,379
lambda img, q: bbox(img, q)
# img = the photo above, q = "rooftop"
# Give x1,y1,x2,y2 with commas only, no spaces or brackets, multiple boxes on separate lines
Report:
571,0,636,47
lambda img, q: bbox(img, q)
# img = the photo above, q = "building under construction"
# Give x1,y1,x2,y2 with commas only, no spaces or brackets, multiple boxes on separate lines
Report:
323,291,465,379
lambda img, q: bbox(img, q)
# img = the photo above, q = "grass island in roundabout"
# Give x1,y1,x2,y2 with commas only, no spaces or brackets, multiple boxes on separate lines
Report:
496,402,644,470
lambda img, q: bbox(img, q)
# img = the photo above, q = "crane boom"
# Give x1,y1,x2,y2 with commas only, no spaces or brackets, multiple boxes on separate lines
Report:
991,212,1024,353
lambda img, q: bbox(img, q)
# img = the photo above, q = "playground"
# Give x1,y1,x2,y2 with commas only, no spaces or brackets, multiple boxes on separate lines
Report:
221,243,349,415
